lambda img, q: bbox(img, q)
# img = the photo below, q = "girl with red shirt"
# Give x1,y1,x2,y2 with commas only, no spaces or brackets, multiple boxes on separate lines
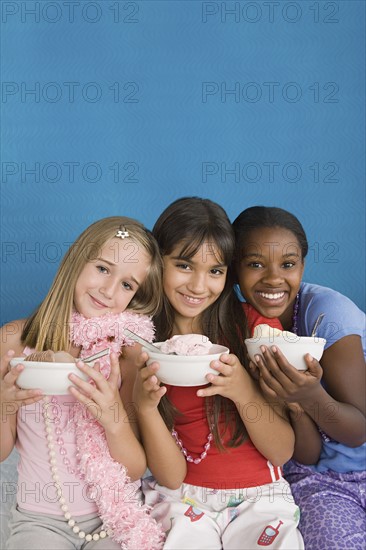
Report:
134,198,304,549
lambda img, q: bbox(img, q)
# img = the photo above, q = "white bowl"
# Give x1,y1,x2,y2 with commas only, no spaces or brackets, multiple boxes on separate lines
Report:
143,343,230,386
10,358,90,395
244,336,326,371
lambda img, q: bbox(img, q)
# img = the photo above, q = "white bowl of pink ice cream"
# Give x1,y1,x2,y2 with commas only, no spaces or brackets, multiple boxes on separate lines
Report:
245,324,326,371
143,334,229,386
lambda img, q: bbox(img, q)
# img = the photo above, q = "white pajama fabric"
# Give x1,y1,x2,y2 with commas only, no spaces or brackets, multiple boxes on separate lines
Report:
143,476,304,549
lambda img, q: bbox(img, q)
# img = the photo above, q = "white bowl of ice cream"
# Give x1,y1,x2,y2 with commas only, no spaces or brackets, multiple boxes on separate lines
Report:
245,324,326,371
143,334,229,386
10,351,90,395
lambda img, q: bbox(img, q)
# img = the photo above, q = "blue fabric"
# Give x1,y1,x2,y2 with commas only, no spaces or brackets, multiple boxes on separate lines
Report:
298,282,366,473
298,282,366,355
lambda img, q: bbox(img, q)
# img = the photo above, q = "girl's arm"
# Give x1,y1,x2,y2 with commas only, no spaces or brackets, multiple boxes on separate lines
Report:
133,352,187,489
69,352,147,481
249,359,323,463
198,353,295,467
256,335,366,447
0,320,44,462
286,403,322,464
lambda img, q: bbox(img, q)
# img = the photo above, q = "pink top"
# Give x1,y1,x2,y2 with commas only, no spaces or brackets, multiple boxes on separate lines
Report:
16,347,97,516
16,394,98,516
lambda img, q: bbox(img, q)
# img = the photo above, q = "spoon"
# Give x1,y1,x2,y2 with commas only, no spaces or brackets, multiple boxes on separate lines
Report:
311,313,325,337
82,348,110,363
123,329,164,354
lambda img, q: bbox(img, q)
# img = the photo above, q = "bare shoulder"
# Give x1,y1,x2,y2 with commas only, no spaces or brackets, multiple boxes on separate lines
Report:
0,319,27,355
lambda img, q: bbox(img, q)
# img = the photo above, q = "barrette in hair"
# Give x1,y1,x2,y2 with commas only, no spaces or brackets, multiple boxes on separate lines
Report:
115,226,129,239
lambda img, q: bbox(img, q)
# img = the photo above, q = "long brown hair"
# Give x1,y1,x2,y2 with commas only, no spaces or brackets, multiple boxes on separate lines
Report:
153,197,249,449
22,217,163,351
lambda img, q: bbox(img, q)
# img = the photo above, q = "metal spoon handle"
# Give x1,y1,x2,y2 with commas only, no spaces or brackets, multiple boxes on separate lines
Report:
123,329,163,354
83,348,110,363
311,313,325,337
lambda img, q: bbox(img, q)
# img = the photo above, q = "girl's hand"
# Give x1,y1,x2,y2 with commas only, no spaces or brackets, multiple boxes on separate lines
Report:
255,345,323,404
0,350,44,413
133,352,166,413
68,352,125,432
197,353,249,402
248,359,260,381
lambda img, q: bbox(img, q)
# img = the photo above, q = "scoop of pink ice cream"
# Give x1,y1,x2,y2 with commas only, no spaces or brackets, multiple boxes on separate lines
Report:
160,334,213,356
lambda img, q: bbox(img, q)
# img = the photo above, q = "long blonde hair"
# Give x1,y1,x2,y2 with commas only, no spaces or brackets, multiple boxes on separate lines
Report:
22,217,162,351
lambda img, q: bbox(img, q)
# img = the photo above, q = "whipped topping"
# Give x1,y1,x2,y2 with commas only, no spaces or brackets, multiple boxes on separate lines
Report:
252,324,298,341
160,334,213,356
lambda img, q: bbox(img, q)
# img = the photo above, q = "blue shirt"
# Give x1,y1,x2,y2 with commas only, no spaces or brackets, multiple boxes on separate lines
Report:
297,282,365,473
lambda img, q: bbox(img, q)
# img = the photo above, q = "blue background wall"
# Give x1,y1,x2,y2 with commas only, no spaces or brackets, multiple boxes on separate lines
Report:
1,0,365,325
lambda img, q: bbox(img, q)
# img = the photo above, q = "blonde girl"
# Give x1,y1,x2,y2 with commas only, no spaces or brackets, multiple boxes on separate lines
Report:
1,216,164,550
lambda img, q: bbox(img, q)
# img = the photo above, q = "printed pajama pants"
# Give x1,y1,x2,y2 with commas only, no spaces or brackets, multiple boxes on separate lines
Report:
143,476,304,549
284,460,366,550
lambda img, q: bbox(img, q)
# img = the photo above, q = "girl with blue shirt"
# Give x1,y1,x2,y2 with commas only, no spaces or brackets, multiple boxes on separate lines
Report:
232,206,366,550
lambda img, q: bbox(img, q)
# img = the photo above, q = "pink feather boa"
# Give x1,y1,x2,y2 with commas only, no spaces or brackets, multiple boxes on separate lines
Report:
69,311,165,549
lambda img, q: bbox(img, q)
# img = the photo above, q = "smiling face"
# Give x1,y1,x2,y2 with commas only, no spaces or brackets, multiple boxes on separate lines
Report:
236,227,304,328
73,237,151,318
163,240,228,333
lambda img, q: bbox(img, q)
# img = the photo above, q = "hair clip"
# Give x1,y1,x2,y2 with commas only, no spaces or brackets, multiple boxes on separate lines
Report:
115,226,129,239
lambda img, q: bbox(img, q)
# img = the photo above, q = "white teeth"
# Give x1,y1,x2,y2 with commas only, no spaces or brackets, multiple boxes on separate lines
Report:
184,295,203,303
259,292,285,300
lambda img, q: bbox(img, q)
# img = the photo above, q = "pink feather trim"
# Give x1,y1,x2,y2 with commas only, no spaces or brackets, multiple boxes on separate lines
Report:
70,311,165,549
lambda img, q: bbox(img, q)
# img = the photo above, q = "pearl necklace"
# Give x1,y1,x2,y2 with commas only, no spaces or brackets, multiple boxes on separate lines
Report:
42,397,110,542
171,427,213,464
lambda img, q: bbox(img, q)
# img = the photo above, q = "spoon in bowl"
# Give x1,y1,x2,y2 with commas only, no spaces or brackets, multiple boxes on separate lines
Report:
82,348,110,363
123,329,165,354
311,313,325,337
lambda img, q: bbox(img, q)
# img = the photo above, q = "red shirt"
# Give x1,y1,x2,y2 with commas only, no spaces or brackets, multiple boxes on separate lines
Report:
243,303,283,336
167,307,283,489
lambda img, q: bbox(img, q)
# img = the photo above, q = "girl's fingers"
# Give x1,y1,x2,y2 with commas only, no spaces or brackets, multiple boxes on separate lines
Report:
255,354,285,394
1,350,16,375
147,385,166,401
248,360,260,381
264,346,300,381
69,385,98,408
140,362,160,381
218,353,237,366
69,370,98,398
209,353,239,375
258,376,278,399
3,362,25,385
197,385,218,398
3,389,44,411
15,388,44,400
137,351,149,368
3,366,44,397
143,374,161,391
209,359,231,377
304,354,323,378
75,361,108,388
107,353,120,386
258,346,295,384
